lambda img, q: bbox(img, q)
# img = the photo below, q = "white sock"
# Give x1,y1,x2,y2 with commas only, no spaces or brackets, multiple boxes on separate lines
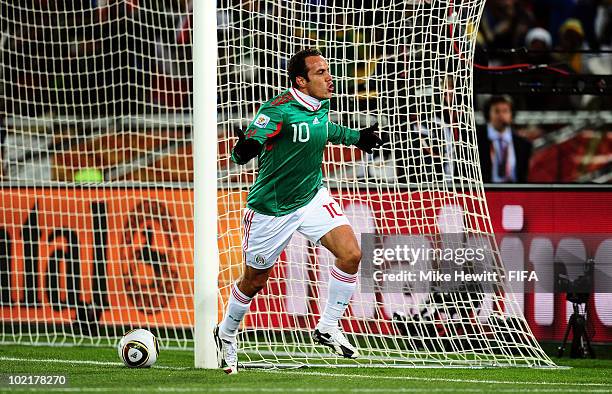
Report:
219,283,252,341
317,266,357,332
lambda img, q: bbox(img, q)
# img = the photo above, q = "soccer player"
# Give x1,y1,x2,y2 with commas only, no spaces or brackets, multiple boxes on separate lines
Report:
214,48,382,374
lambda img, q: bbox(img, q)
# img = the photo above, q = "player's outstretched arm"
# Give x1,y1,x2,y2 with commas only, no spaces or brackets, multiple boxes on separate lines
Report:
231,128,263,165
327,121,383,154
355,123,383,154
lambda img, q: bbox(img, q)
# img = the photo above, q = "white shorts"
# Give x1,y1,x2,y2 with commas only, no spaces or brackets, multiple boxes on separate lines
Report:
242,187,350,269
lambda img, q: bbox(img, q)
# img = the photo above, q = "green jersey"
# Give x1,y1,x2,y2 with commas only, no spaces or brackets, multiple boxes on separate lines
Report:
231,88,360,216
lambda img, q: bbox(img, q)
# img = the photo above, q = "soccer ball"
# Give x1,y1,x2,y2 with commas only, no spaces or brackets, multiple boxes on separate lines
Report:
118,328,159,368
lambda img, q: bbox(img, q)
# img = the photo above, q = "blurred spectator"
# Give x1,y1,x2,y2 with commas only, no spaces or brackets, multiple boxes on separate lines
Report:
392,77,458,185
525,27,553,62
479,0,535,63
595,0,612,47
532,0,578,45
555,18,588,73
532,0,603,49
518,28,576,110
477,96,533,183
572,0,603,50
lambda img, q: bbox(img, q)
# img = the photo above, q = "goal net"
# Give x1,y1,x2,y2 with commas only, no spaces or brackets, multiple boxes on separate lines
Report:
0,0,554,368
0,1,194,347
216,0,554,368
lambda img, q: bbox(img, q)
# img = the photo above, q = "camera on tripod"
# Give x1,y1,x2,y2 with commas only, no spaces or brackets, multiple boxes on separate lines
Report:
557,257,594,304
556,257,595,359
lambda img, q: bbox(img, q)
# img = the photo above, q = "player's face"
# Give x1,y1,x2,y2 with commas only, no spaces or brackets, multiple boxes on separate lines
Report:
302,56,334,100
489,102,513,131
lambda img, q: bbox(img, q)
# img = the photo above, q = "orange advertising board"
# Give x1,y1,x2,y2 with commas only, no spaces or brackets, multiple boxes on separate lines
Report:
0,188,201,329
1,188,611,344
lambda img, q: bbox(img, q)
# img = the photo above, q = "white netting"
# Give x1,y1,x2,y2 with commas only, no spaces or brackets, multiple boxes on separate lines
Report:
0,1,194,348
217,0,554,367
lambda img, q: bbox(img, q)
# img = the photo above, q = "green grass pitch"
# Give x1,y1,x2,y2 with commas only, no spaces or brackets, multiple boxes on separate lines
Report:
1,344,611,393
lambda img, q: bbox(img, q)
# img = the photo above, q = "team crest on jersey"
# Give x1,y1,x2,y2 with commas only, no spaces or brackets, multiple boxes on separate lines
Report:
255,255,266,266
313,118,320,125
254,114,271,128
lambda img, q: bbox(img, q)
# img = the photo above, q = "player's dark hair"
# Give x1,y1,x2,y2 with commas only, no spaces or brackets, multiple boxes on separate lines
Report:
484,95,514,122
288,48,323,88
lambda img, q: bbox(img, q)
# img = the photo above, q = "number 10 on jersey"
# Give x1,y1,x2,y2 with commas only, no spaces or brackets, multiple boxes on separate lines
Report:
292,123,310,142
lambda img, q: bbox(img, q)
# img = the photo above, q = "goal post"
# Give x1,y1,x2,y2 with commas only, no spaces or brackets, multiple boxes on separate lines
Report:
193,0,219,369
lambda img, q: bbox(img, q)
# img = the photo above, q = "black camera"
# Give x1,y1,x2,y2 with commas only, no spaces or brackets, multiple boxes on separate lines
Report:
556,258,594,305
556,258,595,359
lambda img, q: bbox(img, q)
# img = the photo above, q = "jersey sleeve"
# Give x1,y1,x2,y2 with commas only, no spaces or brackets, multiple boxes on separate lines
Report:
327,122,360,146
244,105,284,144
231,105,284,164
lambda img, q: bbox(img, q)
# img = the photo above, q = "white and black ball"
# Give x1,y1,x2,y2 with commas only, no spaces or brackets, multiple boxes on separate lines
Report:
118,328,159,368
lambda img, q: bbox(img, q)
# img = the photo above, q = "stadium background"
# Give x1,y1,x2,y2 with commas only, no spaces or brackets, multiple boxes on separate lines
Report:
0,0,611,351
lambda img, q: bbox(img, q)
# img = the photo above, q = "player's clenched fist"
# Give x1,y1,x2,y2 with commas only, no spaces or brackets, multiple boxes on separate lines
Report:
355,123,383,154
232,128,262,165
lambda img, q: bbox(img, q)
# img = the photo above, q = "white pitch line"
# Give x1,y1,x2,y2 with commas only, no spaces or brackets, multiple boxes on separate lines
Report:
0,356,188,370
259,369,612,388
1,356,611,390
